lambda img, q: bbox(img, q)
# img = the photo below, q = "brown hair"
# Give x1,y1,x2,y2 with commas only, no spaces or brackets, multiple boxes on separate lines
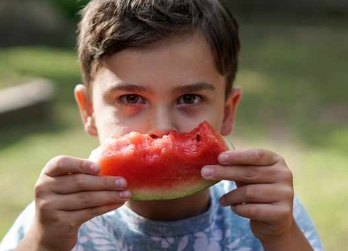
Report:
77,0,240,96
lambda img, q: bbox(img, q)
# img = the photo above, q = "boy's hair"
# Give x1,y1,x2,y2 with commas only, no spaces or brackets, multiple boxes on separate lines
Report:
77,0,240,96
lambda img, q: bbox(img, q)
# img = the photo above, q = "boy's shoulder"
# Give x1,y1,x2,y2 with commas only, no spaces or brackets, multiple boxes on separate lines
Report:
0,202,35,251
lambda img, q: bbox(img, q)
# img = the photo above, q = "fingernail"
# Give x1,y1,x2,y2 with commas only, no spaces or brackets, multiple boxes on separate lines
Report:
119,190,131,200
115,178,127,188
218,153,229,163
90,163,100,173
201,166,214,178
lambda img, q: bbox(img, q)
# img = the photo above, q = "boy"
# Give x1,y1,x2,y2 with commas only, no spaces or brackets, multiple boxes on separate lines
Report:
1,0,325,250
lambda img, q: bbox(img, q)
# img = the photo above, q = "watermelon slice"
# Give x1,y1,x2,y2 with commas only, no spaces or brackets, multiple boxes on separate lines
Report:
91,121,232,201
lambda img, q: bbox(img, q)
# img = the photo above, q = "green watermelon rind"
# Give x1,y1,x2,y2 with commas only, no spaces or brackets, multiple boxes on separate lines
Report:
131,179,220,201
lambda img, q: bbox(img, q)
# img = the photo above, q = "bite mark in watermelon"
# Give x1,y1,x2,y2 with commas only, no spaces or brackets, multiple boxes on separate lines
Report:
91,121,231,201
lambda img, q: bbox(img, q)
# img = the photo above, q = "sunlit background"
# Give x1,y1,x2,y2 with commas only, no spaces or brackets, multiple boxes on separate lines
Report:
0,1,347,250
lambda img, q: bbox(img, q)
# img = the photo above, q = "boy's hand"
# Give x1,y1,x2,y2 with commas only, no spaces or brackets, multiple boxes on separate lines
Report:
27,156,131,251
201,149,294,243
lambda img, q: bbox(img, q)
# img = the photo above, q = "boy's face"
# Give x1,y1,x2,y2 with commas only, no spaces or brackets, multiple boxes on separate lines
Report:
75,32,242,144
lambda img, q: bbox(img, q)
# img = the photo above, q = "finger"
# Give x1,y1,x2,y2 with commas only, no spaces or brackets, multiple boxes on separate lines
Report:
235,181,248,188
76,203,125,224
44,155,100,177
231,203,292,222
219,184,293,207
218,149,281,166
50,174,128,194
54,190,131,211
201,164,277,183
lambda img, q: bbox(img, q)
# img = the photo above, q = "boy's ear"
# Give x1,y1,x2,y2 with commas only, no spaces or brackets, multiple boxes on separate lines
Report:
221,87,242,136
74,84,98,137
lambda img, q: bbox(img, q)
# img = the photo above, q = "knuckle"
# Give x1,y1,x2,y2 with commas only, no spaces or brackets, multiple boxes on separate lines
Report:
46,157,57,167
279,205,292,218
55,155,68,168
37,199,51,213
79,160,89,173
244,187,256,201
73,175,86,190
34,176,50,198
284,186,294,200
254,149,265,162
285,205,292,216
46,155,67,175
277,156,286,165
212,167,220,180
34,182,45,198
102,178,109,190
287,170,294,183
216,168,227,181
247,205,259,219
280,167,294,183
78,193,90,206
242,168,256,182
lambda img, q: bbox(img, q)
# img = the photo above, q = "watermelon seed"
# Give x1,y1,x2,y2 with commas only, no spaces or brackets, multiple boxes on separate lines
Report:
196,134,201,142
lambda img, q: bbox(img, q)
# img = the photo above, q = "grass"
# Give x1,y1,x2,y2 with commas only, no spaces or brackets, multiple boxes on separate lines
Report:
0,19,347,250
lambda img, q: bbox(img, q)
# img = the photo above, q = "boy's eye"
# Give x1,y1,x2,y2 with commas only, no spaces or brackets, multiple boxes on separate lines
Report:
177,94,203,105
119,95,146,105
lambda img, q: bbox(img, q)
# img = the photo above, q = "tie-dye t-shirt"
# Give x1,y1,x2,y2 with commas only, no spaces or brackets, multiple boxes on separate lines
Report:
0,181,325,251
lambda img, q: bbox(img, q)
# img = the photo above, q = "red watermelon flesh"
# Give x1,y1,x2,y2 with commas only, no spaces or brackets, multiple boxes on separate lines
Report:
92,121,230,201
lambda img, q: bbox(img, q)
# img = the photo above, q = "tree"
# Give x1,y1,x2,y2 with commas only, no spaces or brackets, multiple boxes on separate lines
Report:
46,0,90,21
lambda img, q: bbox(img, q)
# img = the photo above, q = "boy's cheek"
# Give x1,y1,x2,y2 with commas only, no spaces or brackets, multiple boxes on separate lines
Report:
94,116,127,143
174,106,224,133
96,115,150,144
94,102,224,142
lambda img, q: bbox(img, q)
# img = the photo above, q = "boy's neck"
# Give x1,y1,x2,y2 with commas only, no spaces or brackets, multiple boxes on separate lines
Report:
125,189,211,221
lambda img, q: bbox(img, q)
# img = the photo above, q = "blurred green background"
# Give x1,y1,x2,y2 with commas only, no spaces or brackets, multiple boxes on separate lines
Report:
0,1,347,250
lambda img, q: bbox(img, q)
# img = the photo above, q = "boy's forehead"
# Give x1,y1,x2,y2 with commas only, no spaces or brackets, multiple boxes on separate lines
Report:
105,32,213,65
92,32,225,94
93,67,220,98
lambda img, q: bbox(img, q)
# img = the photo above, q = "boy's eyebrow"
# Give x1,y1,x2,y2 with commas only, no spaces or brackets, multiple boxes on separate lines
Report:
173,82,215,93
105,82,215,94
106,83,148,93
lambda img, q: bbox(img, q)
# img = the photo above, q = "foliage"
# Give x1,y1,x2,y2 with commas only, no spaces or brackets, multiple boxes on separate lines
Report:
46,0,90,20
